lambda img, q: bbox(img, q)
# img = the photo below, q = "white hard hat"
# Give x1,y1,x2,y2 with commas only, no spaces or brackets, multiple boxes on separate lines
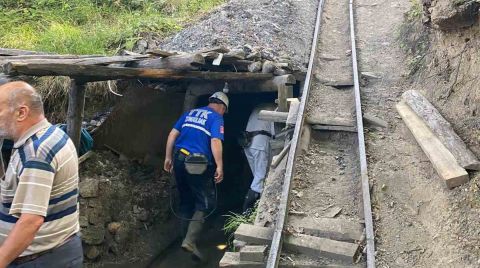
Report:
209,91,229,110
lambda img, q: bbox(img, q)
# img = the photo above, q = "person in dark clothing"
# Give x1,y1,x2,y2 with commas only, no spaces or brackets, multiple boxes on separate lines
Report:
164,91,228,261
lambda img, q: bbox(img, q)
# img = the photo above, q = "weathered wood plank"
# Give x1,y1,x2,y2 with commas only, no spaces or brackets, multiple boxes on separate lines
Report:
131,53,205,70
234,224,359,263
258,111,289,123
66,80,86,152
396,101,469,188
239,245,267,262
0,55,150,66
288,216,364,243
286,99,300,125
299,124,311,154
311,124,357,133
4,63,274,81
220,252,361,268
79,151,94,164
306,114,355,127
284,234,359,263
271,142,291,169
402,90,480,170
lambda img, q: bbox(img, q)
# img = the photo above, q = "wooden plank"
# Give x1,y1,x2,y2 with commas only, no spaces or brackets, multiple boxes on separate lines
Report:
286,100,300,125
277,85,293,112
402,90,480,170
284,234,359,263
0,55,150,66
66,80,86,152
4,63,274,81
197,46,230,54
220,252,264,268
363,113,387,128
239,245,267,262
258,111,289,123
235,224,273,245
396,101,469,188
235,224,359,263
79,151,94,164
288,216,364,242
306,114,355,127
311,124,357,133
146,49,177,57
271,142,291,169
131,53,205,70
220,252,361,268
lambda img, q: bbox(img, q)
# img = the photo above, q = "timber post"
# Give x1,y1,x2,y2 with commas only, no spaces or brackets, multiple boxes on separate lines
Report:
66,79,86,153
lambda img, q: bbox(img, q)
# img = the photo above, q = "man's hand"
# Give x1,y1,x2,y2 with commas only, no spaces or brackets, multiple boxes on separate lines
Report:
214,166,224,184
164,158,173,173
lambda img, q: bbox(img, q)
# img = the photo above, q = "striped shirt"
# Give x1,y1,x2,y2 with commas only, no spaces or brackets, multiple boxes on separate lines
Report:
0,119,80,256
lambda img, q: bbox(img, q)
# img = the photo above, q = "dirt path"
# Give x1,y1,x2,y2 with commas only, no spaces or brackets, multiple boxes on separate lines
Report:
356,0,479,267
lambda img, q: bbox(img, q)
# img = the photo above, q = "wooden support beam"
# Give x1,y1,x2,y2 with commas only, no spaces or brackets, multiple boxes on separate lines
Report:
258,111,288,123
79,151,94,164
183,88,199,112
131,53,205,70
239,245,267,262
67,80,87,152
220,252,361,268
277,85,293,112
312,124,357,133
288,216,364,243
286,99,300,125
306,114,355,127
234,224,359,263
396,101,469,188
402,90,480,170
0,55,150,66
4,63,274,82
271,142,291,168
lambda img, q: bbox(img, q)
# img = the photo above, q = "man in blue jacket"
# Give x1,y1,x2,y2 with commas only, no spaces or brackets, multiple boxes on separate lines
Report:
164,91,228,260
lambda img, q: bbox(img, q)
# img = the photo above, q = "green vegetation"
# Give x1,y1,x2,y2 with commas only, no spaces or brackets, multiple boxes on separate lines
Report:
406,0,422,22
0,0,225,55
223,209,257,250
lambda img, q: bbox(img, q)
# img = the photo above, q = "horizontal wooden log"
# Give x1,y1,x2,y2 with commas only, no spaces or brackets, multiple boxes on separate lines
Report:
311,124,357,133
234,224,359,263
197,46,230,54
0,54,101,60
258,111,288,123
0,55,150,66
402,90,480,170
131,53,205,70
396,101,469,188
4,63,274,81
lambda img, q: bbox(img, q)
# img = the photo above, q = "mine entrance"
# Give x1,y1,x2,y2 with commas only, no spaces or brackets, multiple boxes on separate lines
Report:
149,91,280,267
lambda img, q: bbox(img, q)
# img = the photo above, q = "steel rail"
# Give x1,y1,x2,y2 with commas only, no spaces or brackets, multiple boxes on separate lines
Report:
265,0,326,266
349,0,376,267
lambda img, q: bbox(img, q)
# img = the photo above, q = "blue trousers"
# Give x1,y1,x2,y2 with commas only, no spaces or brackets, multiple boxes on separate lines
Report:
8,235,83,268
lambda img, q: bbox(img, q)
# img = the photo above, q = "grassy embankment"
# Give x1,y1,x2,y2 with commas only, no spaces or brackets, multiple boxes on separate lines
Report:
0,0,225,121
0,0,225,55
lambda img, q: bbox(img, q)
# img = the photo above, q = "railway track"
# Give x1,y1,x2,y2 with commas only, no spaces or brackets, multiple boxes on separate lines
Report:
221,0,375,267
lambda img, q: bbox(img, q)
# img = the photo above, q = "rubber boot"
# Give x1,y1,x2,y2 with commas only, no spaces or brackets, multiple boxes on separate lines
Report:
242,189,261,213
181,210,205,261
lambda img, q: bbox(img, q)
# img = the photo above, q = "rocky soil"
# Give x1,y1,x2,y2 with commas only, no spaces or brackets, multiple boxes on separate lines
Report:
78,151,177,267
154,0,319,71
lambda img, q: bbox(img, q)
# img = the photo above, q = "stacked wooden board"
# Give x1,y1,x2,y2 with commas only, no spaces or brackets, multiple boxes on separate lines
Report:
397,90,480,188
